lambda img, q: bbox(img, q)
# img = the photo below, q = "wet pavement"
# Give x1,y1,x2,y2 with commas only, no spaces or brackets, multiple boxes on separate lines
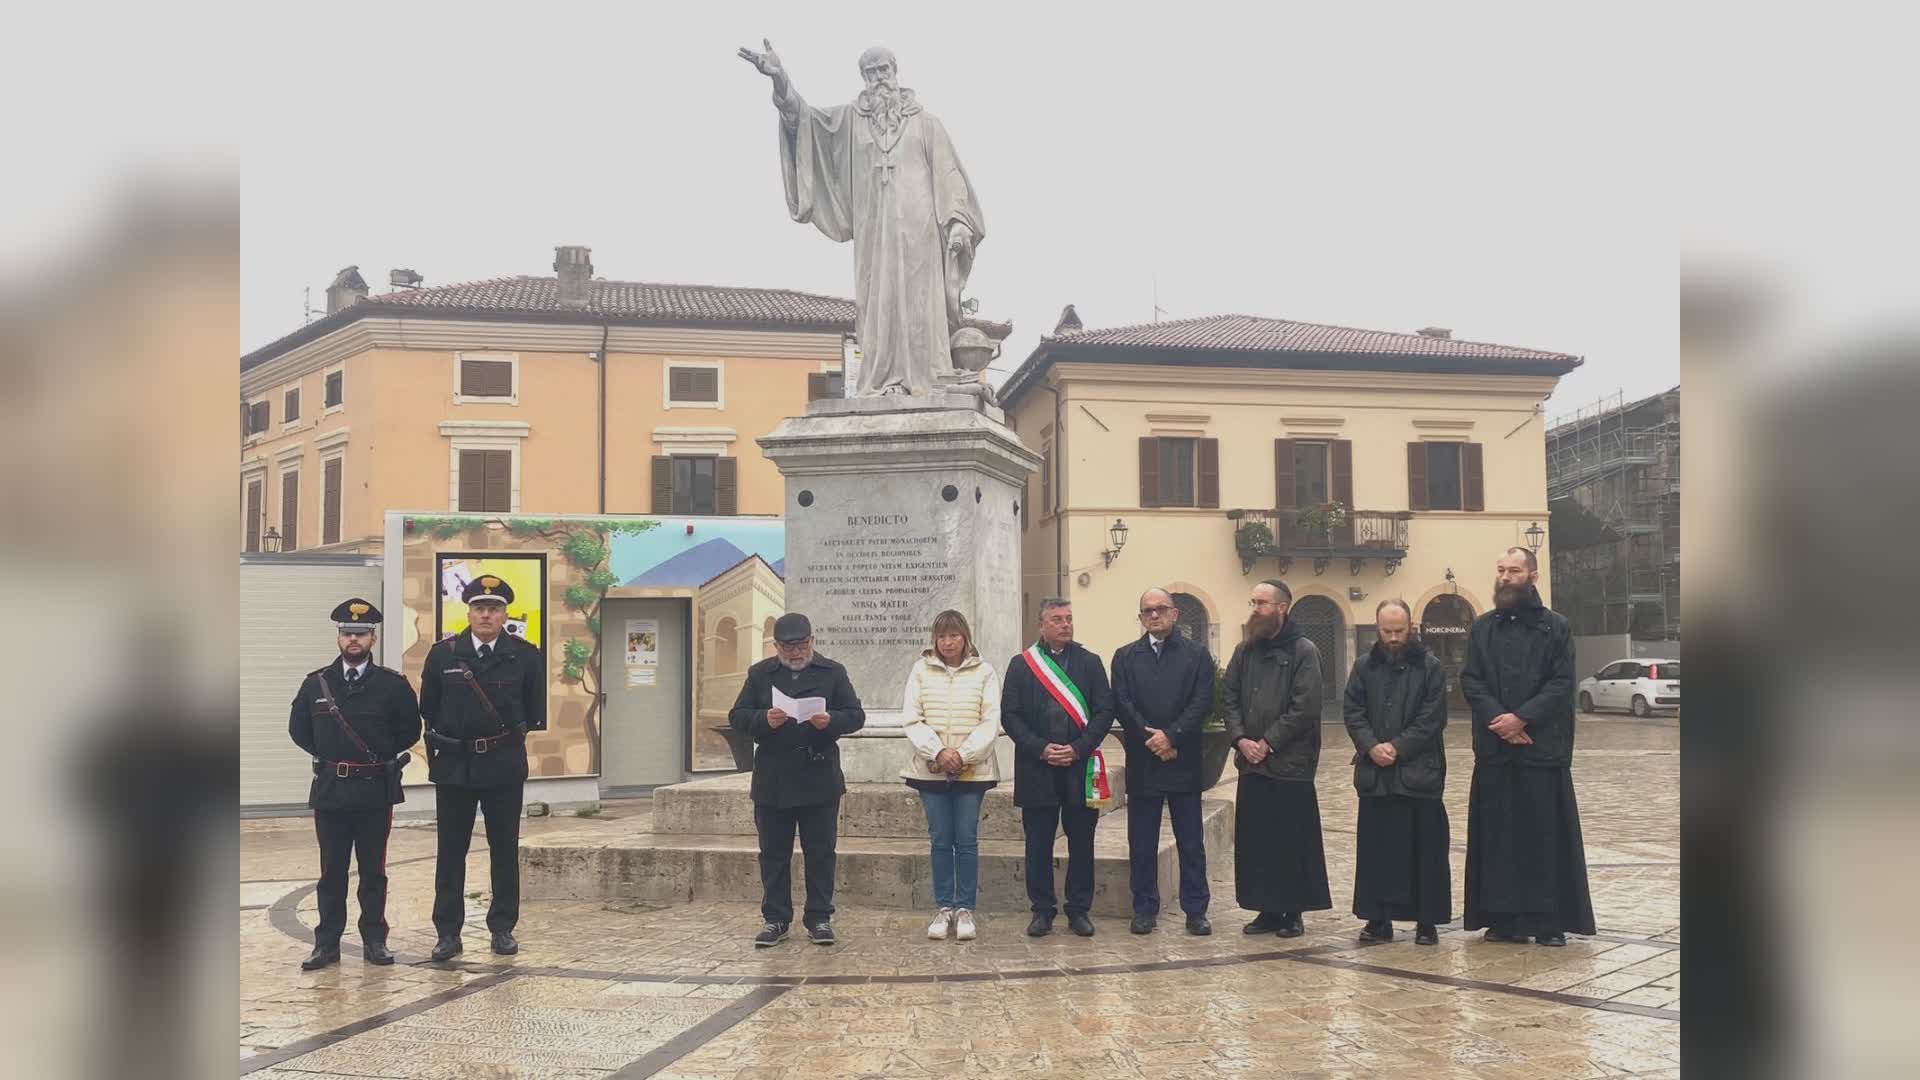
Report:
241,716,1679,1078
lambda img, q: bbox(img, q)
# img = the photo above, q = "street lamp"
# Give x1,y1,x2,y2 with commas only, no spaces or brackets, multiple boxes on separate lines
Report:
262,526,283,553
1444,566,1458,595
1102,517,1129,569
1524,520,1545,553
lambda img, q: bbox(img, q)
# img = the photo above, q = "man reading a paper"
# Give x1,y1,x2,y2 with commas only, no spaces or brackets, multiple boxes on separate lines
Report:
728,613,866,947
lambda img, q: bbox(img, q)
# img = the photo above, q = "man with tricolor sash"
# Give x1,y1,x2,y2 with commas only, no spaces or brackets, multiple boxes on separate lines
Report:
1001,598,1115,937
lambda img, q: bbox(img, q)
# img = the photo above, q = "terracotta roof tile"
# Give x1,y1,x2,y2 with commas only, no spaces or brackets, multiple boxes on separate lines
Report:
1045,313,1576,362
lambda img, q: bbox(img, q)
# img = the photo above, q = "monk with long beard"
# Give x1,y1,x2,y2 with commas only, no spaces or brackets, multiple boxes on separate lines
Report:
1221,580,1330,937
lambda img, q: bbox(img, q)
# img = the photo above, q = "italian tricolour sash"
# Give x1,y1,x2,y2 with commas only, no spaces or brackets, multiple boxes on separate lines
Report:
1022,643,1114,809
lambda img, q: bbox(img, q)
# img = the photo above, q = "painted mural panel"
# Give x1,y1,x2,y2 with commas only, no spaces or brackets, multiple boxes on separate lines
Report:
393,513,784,783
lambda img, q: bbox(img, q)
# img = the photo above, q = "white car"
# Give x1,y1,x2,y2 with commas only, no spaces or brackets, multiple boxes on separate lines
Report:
1578,659,1680,717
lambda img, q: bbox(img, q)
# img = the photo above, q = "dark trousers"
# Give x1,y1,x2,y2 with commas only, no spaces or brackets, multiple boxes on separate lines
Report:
313,807,392,946
1022,803,1099,917
754,799,840,926
1127,791,1210,916
432,782,523,938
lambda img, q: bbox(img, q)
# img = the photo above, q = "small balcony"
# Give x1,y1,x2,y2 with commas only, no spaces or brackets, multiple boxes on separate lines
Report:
1228,506,1411,576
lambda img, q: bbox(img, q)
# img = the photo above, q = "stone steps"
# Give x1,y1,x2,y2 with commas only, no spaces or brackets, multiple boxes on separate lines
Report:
521,796,1231,919
654,772,1128,842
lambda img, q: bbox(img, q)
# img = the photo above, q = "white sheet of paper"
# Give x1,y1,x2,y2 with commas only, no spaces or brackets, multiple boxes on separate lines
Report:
772,687,828,721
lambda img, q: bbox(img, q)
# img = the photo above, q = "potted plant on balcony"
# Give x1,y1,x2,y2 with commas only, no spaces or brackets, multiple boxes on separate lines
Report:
1201,665,1234,790
1295,501,1349,546
1234,520,1273,573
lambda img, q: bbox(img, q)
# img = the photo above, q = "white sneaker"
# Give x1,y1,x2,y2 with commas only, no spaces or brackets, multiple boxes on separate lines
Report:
953,909,977,941
927,908,955,940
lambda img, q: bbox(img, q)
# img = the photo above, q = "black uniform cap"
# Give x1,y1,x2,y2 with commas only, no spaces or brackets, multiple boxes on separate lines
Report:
463,575,515,605
332,598,382,632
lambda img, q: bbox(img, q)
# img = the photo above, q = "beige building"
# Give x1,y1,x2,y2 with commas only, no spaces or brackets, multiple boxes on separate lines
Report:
237,247,931,553
999,312,1582,700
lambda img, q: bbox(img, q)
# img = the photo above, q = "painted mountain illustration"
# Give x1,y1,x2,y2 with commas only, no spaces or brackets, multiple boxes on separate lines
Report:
770,557,786,578
622,538,750,587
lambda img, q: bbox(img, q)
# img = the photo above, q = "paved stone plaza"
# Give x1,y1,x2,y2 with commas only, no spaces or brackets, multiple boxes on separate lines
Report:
241,717,1678,1079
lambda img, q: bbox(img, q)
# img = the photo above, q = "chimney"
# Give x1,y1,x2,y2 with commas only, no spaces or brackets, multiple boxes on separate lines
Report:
1416,326,1452,339
554,245,593,309
1052,303,1083,335
325,266,369,313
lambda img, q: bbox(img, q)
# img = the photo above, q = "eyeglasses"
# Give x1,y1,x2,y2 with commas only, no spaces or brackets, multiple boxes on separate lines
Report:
1248,599,1280,609
776,638,811,650
1138,606,1174,617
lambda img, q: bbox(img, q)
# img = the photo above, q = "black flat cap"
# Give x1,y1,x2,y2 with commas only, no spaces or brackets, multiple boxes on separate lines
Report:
773,612,812,643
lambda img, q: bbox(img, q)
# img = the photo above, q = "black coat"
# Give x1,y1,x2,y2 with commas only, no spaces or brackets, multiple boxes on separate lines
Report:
1000,641,1115,809
419,631,547,789
1343,640,1448,799
1110,631,1215,796
727,653,866,808
1460,589,1577,768
289,658,421,812
1221,618,1323,783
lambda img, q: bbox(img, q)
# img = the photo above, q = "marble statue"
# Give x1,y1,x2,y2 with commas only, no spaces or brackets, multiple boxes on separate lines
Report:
738,41,987,398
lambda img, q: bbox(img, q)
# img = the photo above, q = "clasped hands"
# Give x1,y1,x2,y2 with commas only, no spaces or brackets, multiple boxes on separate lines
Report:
765,707,832,732
1143,727,1178,762
1488,712,1532,745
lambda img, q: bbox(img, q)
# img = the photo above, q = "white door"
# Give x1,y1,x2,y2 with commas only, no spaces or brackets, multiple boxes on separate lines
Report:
599,597,690,791
1593,663,1625,709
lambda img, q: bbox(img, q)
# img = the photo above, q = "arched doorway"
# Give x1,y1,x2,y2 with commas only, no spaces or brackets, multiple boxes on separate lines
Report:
1290,595,1343,718
1172,592,1209,654
1420,593,1476,703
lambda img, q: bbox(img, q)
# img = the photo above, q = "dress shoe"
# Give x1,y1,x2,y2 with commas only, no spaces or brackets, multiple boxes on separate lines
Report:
1129,913,1156,935
362,941,396,966
1242,912,1285,934
490,932,519,955
1535,931,1567,947
1483,927,1525,944
1358,919,1394,943
300,943,340,971
1275,913,1304,938
1186,913,1213,936
1067,912,1096,937
1414,923,1439,946
429,935,463,962
1025,914,1054,937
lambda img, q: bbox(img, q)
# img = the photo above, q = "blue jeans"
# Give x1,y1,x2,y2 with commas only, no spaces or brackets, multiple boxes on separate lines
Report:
919,787,985,910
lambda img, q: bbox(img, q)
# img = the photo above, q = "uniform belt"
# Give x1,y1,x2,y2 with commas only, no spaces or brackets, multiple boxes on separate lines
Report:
428,730,520,754
317,760,388,779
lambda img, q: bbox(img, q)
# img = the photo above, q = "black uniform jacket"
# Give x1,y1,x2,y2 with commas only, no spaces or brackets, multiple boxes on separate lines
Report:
1110,630,1215,796
289,658,421,812
727,653,866,808
419,631,547,789
1000,641,1115,809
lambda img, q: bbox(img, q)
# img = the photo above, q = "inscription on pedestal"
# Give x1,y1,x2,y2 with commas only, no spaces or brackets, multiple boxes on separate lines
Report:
797,515,956,651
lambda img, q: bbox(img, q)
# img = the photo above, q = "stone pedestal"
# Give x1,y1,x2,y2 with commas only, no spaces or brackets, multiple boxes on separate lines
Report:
758,399,1042,782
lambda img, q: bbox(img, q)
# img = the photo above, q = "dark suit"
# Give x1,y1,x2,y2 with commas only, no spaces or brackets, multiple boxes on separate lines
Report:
1001,641,1113,918
1111,631,1215,917
419,631,546,938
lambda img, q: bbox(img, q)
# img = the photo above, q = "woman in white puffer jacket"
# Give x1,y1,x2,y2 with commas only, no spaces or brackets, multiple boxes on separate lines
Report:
899,609,1002,942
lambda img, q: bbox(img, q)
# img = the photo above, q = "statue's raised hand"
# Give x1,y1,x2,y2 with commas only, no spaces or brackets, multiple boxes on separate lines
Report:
736,38,783,80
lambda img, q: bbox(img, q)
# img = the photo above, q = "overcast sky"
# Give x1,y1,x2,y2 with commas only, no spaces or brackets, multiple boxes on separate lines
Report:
239,3,1680,416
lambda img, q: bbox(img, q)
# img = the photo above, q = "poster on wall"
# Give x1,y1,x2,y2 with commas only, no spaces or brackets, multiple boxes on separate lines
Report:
625,618,659,686
436,552,547,648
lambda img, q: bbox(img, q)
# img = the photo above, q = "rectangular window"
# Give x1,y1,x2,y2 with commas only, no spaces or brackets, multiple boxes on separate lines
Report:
279,471,299,552
457,449,512,512
244,479,263,551
322,457,343,545
1426,442,1463,511
1293,441,1330,508
283,387,300,424
668,366,720,404
460,358,514,398
324,370,343,408
245,400,269,436
673,456,717,515
1158,438,1196,507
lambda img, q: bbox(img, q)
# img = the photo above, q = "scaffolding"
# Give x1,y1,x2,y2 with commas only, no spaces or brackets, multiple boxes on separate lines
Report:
1545,387,1681,640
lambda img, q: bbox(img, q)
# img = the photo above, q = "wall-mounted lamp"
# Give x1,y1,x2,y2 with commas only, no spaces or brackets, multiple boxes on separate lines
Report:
1444,567,1458,595
262,526,282,553
1525,520,1545,552
1348,586,1367,602
1101,517,1129,569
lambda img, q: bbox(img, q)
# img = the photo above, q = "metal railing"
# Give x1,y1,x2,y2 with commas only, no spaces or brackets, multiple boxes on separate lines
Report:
1233,508,1411,553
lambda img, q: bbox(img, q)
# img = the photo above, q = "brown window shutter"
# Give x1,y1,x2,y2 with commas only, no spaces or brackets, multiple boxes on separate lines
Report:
322,458,342,545
807,372,830,401
1273,438,1296,509
1331,440,1354,506
694,368,718,401
1021,478,1030,531
458,450,485,511
284,388,300,423
324,371,343,408
482,450,511,512
1197,438,1220,508
1138,437,1160,507
245,481,262,551
462,359,512,397
715,457,739,515
1463,442,1485,511
669,368,691,399
651,455,673,512
280,471,298,552
1407,443,1430,511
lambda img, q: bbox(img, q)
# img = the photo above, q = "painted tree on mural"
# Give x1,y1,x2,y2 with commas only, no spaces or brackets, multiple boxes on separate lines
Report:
409,515,660,775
